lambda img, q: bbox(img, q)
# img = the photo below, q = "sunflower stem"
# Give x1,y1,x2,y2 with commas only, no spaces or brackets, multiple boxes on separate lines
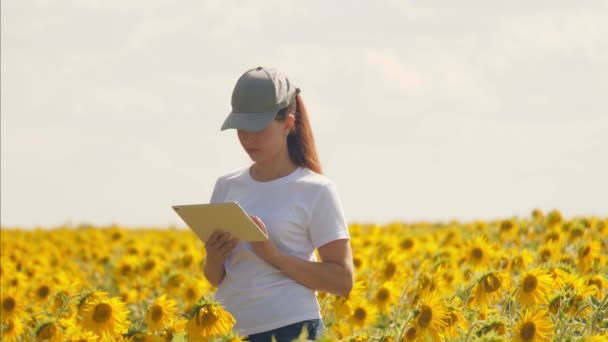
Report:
461,282,476,313
588,294,607,335
463,321,478,342
393,269,420,321
557,302,591,341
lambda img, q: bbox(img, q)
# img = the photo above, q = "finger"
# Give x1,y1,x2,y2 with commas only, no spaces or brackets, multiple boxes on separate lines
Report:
217,232,232,246
219,237,234,250
212,232,228,246
206,230,222,246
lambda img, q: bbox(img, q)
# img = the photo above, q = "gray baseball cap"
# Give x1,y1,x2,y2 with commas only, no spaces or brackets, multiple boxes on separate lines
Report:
221,66,300,132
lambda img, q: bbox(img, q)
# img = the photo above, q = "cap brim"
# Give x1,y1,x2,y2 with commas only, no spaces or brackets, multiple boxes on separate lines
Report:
220,111,276,132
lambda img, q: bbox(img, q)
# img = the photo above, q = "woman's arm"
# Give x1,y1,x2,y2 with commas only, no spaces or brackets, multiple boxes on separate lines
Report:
203,258,225,287
203,231,239,287
250,216,354,297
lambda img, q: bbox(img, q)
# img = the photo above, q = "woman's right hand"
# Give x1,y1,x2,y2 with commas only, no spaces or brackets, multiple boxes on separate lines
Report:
204,230,240,264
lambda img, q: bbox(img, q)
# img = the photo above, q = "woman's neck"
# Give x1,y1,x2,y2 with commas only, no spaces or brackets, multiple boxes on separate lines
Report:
250,158,298,182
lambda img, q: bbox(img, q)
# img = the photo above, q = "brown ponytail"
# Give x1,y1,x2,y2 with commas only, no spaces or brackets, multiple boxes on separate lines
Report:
275,94,322,174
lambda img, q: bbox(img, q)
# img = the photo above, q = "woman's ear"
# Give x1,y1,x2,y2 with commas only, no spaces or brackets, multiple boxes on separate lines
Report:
285,114,296,135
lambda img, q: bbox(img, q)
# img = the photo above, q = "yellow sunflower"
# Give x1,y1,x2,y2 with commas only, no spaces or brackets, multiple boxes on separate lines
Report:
560,273,598,316
35,320,63,342
470,271,509,309
498,219,519,240
531,208,544,222
410,292,449,341
545,209,563,229
164,272,186,295
162,317,187,341
577,240,601,272
402,325,421,342
1,288,24,322
181,278,208,309
1,318,25,342
114,255,140,281
513,307,553,342
442,304,468,339
463,235,495,270
517,268,553,306
30,278,57,307
332,280,366,316
347,300,378,329
583,334,608,342
145,294,178,332
373,284,397,313
380,258,399,282
79,295,131,339
508,249,535,274
476,319,507,337
186,301,236,340
586,274,607,299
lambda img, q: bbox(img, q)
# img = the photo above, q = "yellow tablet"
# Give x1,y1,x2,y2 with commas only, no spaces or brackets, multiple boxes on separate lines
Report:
172,202,269,243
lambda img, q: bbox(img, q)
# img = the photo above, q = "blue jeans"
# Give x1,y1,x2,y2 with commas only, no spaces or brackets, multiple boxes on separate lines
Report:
244,319,324,342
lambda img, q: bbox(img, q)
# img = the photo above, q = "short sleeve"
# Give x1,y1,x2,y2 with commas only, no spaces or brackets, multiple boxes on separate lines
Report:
308,182,350,249
209,177,224,204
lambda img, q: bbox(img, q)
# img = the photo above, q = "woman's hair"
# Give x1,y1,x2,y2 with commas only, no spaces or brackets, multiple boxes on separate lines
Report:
274,94,322,174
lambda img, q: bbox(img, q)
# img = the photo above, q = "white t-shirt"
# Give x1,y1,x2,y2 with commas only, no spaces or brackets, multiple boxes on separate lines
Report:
208,163,350,336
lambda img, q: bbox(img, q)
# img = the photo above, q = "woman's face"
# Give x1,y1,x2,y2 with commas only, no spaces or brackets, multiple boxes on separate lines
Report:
237,115,294,163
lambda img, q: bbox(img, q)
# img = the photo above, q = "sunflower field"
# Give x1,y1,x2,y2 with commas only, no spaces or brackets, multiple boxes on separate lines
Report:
1,208,607,341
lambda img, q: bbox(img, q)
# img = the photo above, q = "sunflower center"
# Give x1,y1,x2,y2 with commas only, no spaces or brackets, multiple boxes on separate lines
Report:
418,305,433,328
151,305,163,322
471,247,483,260
354,307,367,321
540,249,551,261
376,288,389,303
3,297,16,312
168,275,184,287
121,265,132,276
549,296,561,314
443,272,454,283
384,262,396,280
400,239,414,250
500,221,513,232
353,257,362,268
198,307,219,326
37,323,57,339
570,228,583,238
186,288,196,300
580,245,591,258
520,321,536,340
182,255,193,267
93,303,112,323
483,274,502,293
144,260,155,272
522,275,538,293
511,256,524,269
545,232,559,242
588,278,602,290
405,326,417,340
38,286,50,299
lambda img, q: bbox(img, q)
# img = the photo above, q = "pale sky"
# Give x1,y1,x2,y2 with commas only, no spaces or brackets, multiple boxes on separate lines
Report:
2,0,607,228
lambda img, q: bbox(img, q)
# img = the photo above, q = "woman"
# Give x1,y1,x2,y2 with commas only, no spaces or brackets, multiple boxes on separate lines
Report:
202,66,354,341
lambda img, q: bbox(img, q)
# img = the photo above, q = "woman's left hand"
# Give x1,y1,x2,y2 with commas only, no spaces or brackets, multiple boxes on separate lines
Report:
249,215,281,267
